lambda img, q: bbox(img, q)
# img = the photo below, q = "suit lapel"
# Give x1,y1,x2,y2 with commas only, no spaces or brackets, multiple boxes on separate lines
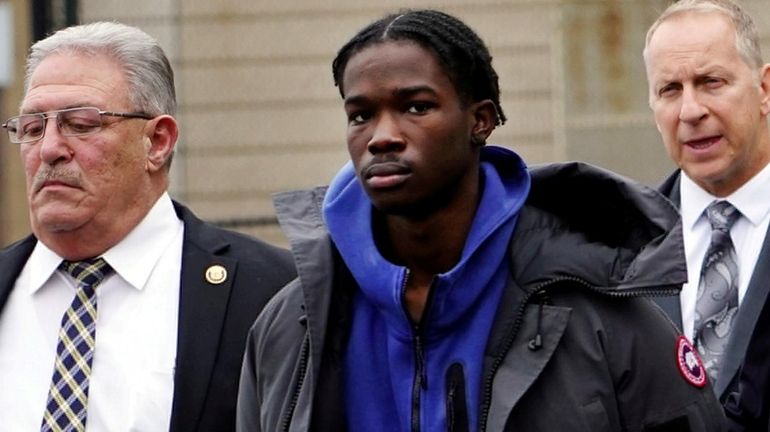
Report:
169,203,236,432
658,170,682,205
0,236,38,312
715,227,770,397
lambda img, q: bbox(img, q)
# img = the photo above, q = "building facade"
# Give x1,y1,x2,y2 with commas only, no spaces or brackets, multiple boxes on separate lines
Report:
3,0,770,246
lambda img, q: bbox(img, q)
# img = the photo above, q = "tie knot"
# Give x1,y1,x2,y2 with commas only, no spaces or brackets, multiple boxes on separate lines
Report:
59,257,113,288
705,200,740,232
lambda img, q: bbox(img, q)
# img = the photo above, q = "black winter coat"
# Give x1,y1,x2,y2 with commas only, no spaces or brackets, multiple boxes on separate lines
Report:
237,162,726,432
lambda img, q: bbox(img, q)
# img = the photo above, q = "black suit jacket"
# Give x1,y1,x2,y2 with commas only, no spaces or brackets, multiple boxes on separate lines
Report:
0,201,296,432
724,298,770,431
657,171,770,404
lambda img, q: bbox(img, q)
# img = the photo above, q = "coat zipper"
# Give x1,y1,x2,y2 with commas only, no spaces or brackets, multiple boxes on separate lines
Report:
477,276,680,431
281,334,310,432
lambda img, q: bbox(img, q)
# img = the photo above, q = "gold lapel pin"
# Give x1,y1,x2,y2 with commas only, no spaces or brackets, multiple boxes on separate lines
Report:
205,264,228,284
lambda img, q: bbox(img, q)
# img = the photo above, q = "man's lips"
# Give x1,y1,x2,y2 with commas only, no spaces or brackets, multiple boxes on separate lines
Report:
35,181,79,194
33,175,81,193
683,135,722,150
41,180,75,189
363,162,409,178
362,162,410,188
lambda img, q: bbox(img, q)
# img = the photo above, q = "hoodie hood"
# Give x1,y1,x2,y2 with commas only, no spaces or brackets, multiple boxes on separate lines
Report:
322,146,530,336
324,145,530,432
510,161,687,293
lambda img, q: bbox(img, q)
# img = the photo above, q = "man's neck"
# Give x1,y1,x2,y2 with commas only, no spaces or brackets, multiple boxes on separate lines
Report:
37,188,166,261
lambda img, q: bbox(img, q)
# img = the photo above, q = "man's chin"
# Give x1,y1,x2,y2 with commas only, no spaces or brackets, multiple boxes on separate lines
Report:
31,208,87,234
372,198,441,220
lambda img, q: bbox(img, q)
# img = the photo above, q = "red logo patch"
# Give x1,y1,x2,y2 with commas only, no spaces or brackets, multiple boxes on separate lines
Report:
676,336,707,388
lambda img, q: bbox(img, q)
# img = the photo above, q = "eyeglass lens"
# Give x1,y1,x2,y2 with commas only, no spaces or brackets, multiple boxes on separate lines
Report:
7,108,103,143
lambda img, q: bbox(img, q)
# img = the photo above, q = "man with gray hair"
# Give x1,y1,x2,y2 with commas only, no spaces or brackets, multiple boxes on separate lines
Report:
0,22,295,431
644,0,770,428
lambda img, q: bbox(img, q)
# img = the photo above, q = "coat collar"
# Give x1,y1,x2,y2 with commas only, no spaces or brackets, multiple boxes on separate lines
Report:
273,187,336,393
654,169,685,329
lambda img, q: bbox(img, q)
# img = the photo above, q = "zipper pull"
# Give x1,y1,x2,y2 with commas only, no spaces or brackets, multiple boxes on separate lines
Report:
528,302,544,351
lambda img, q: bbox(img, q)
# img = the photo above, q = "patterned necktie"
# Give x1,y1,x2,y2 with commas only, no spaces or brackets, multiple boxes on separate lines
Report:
693,200,740,383
41,258,113,432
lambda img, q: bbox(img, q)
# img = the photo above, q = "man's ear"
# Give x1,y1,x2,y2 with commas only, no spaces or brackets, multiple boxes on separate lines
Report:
469,99,498,146
145,115,178,172
759,64,770,117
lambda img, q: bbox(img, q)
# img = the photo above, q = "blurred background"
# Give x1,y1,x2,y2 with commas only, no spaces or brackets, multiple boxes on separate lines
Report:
2,0,770,247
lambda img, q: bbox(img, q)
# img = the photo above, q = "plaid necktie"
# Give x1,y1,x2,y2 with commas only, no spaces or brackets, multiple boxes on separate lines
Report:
41,258,113,432
694,201,740,383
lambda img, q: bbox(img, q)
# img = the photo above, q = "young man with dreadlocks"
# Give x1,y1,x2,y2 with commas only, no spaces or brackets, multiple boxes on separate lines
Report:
237,9,724,432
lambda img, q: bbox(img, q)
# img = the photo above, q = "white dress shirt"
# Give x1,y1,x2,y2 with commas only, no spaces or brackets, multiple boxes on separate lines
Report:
679,163,770,341
0,193,184,431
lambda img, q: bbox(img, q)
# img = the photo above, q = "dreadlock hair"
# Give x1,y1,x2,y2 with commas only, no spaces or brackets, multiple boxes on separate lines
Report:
331,9,506,126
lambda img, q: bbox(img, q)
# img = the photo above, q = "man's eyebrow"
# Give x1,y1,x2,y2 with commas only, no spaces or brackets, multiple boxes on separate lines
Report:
343,85,439,107
344,94,369,107
393,85,438,98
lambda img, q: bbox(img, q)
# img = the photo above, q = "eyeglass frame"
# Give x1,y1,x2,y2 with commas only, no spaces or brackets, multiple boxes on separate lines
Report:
1,106,155,144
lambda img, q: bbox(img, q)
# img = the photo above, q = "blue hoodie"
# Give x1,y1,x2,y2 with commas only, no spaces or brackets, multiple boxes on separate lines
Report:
323,146,530,431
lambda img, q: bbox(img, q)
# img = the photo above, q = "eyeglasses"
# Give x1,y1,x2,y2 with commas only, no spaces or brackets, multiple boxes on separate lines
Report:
1,107,154,144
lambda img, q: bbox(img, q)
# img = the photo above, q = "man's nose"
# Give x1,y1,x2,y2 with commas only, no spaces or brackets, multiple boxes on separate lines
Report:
38,117,73,164
679,87,708,124
367,113,406,154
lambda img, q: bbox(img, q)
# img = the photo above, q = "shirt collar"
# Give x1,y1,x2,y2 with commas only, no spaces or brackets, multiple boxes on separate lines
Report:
27,193,183,294
27,242,67,295
101,193,182,291
680,161,770,229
